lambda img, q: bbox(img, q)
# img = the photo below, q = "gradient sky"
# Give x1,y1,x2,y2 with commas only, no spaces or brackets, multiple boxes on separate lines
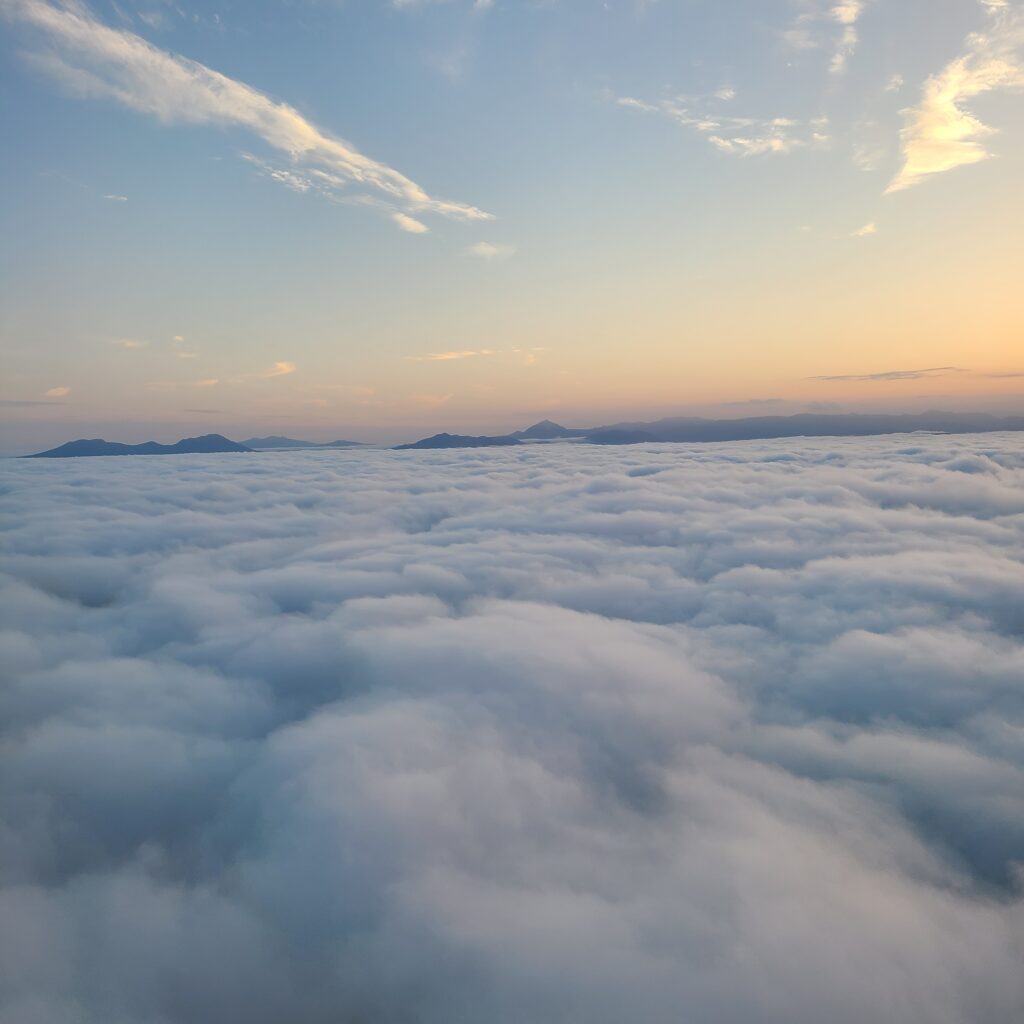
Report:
1,0,1022,450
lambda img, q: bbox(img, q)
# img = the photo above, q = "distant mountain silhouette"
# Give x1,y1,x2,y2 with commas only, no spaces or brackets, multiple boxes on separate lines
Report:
586,429,661,445
586,411,1024,443
395,433,522,450
242,436,367,449
33,412,1023,459
512,420,590,440
242,436,316,449
394,411,1024,451
26,434,253,458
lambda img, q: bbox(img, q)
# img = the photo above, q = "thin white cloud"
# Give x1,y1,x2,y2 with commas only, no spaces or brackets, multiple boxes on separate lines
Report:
43,385,70,396
113,337,146,348
812,366,965,382
2,0,493,229
170,334,198,358
393,212,430,234
262,361,297,378
407,349,495,361
852,220,877,236
468,241,515,259
853,140,886,170
102,192,127,200
887,1,1024,193
615,91,829,157
782,1,870,75
829,1,865,74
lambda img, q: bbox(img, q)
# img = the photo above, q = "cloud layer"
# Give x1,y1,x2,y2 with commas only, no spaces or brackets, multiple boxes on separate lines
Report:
2,435,1024,1023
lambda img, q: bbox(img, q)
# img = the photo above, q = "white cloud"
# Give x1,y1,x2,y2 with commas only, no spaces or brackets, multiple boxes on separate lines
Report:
392,212,430,234
261,361,296,378
782,1,870,75
829,1,865,74
615,91,828,157
407,348,495,361
887,1,1024,193
468,241,515,259
831,0,864,25
1,435,1024,1021
169,335,197,358
2,0,493,229
42,385,70,396
852,220,877,236
102,192,127,200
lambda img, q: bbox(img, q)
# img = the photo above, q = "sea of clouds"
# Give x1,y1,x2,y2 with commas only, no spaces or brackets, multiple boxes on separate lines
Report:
2,434,1024,1024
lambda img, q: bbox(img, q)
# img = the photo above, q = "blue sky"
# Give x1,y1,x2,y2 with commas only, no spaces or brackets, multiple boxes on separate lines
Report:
1,0,1022,449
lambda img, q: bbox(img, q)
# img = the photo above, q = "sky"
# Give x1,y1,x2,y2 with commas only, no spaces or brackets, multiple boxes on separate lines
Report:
1,0,1023,450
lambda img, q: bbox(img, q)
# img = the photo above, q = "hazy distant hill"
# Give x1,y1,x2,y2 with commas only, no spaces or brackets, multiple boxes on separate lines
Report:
26,434,253,458
242,436,367,449
36,412,1023,460
394,412,1024,451
588,411,1024,443
397,420,585,450
395,433,522,450
242,436,316,449
586,430,662,445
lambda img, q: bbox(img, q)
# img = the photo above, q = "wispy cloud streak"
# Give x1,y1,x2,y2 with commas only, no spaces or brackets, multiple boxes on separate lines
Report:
783,0,871,75
406,349,495,361
2,0,493,228
615,92,829,157
812,366,966,382
829,1,867,74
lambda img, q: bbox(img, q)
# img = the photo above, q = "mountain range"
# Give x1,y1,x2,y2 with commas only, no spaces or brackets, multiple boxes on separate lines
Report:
22,411,1024,458
394,433,523,450
395,411,1024,449
25,434,253,458
241,436,367,449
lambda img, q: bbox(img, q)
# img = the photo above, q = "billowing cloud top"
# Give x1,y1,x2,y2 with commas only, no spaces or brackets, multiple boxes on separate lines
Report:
2,436,1024,1022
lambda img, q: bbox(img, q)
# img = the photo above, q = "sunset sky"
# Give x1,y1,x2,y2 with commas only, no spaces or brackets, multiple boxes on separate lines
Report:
1,0,1022,450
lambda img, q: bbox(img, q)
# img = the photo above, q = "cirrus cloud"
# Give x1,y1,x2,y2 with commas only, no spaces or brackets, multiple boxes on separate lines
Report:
887,0,1024,193
1,0,493,230
262,361,296,378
